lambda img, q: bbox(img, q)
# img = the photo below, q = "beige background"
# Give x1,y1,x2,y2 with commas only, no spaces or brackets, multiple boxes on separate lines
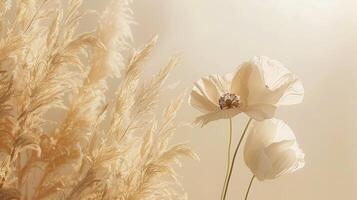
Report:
84,0,357,199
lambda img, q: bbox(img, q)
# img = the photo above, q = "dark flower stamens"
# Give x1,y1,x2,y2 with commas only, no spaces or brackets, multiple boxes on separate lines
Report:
219,93,240,110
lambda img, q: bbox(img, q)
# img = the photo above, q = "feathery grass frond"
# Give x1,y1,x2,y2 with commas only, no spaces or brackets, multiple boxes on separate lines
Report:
0,0,195,199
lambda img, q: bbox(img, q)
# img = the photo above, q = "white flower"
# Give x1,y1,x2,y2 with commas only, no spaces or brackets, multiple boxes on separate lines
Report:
243,119,305,181
189,56,304,126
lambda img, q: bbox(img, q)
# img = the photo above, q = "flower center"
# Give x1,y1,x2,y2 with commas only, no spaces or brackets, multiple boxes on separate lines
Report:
218,93,240,110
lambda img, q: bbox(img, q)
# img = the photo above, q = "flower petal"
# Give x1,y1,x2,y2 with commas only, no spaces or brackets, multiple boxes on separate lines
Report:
288,147,305,174
207,74,230,95
264,140,297,179
272,120,305,175
244,120,276,153
253,56,290,90
189,74,229,113
243,61,268,105
277,79,304,106
189,89,219,113
244,120,278,180
252,151,274,181
260,74,304,106
244,119,305,181
229,63,252,101
273,119,296,142
246,56,304,106
192,109,241,127
244,104,277,121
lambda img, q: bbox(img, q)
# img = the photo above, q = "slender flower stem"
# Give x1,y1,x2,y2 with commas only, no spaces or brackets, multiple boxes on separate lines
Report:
222,118,252,200
245,175,255,200
220,118,233,200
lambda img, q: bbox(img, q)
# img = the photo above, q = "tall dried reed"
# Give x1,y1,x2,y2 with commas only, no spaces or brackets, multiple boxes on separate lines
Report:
0,0,196,199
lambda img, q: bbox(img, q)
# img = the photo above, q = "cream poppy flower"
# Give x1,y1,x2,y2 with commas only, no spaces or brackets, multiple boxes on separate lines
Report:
189,56,304,126
243,119,305,181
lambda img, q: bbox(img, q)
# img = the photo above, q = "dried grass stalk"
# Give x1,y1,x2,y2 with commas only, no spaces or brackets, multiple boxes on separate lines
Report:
0,0,196,199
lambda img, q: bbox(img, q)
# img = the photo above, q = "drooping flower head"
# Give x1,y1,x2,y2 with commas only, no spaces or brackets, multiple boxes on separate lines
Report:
243,119,305,181
189,56,304,126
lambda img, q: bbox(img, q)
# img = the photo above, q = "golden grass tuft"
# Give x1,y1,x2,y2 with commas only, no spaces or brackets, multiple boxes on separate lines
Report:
0,0,196,199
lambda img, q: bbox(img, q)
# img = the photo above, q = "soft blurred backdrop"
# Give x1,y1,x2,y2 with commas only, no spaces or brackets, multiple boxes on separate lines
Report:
83,0,357,199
